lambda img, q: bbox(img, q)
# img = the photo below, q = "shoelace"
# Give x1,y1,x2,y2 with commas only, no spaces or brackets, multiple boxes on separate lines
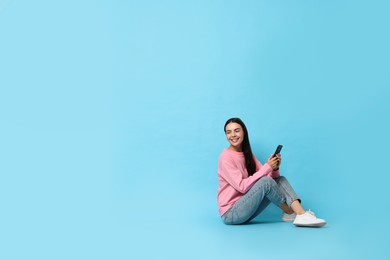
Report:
307,209,316,217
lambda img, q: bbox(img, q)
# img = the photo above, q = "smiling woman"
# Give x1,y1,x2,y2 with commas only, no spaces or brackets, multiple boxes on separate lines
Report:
217,117,326,227
225,122,244,152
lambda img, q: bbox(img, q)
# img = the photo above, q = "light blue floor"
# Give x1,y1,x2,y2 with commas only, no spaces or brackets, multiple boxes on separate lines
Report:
105,189,389,260
6,186,384,260
124,189,388,260
2,178,388,260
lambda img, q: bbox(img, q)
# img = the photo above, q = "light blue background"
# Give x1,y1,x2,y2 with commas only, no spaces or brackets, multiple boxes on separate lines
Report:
1,0,389,259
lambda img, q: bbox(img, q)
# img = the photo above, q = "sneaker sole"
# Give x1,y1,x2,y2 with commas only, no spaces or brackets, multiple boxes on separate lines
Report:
293,222,326,227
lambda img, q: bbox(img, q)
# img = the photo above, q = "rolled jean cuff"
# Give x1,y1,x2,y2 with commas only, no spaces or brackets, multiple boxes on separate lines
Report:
286,197,300,207
273,176,300,207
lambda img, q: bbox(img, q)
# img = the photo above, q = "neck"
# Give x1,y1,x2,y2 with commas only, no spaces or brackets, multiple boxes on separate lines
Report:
229,145,242,152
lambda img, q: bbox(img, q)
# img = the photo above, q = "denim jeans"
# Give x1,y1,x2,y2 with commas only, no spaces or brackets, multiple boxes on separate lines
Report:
221,176,300,225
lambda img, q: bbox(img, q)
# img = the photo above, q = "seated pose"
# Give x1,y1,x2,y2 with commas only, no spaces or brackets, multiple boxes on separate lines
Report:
217,117,326,227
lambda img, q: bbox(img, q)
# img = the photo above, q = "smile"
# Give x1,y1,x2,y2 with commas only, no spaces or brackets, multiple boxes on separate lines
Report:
231,138,239,143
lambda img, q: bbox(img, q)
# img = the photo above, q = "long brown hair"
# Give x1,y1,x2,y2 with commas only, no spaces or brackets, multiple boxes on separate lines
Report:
224,118,256,176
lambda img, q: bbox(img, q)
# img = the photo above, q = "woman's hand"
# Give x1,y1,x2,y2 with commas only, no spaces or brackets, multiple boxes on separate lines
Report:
267,154,281,171
275,154,282,169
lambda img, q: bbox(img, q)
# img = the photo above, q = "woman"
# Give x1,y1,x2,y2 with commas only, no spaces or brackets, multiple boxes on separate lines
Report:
217,118,326,227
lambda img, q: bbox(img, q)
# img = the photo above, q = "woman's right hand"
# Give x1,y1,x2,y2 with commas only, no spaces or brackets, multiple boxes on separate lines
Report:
267,155,280,170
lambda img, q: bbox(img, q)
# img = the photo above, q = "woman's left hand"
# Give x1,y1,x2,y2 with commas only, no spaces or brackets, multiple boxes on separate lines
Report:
275,154,282,169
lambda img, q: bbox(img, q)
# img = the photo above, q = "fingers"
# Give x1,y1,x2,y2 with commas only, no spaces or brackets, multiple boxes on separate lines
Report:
268,156,279,169
273,155,281,168
268,154,282,170
268,157,277,164
267,154,283,170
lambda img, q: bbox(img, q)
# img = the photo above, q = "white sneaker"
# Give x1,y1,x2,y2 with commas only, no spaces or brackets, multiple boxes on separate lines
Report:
282,213,296,222
293,210,326,227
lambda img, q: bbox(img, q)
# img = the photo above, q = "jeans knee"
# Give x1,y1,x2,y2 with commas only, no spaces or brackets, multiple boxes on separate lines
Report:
260,176,273,183
255,175,269,185
256,176,274,189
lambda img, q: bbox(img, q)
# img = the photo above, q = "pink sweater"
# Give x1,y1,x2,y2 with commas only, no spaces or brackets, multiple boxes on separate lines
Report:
217,149,280,216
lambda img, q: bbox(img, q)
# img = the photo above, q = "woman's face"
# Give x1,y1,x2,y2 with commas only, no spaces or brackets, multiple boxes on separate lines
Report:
225,122,244,151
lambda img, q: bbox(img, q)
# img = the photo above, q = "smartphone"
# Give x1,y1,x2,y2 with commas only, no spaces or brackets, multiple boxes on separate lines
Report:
274,145,283,155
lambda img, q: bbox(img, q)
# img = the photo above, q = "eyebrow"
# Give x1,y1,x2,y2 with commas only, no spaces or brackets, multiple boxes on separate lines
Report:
226,128,240,132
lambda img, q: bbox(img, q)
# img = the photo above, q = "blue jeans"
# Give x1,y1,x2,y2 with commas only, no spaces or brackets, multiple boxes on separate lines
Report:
221,176,300,225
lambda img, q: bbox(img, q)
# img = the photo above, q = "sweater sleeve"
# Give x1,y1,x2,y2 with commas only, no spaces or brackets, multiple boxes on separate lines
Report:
219,156,273,194
270,169,281,178
255,156,280,178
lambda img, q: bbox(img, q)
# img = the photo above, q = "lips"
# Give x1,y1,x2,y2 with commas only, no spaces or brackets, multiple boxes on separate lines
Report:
231,138,239,143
